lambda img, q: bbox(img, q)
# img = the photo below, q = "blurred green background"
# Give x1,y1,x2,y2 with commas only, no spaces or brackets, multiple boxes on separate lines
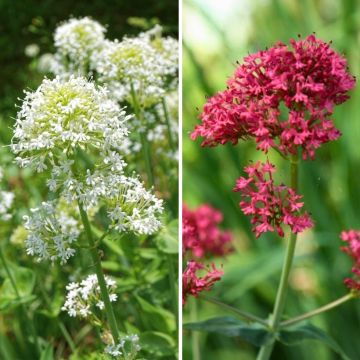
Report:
183,0,360,359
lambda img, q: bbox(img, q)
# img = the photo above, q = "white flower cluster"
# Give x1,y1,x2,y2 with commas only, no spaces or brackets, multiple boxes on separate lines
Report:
96,25,178,107
0,168,14,221
104,334,141,359
23,201,81,264
140,24,178,84
12,76,163,252
96,39,163,107
12,76,129,171
62,274,117,318
53,17,107,76
105,175,163,235
45,17,178,108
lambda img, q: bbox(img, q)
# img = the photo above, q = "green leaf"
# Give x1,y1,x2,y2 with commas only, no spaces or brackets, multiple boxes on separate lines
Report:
140,331,176,357
0,264,36,312
0,294,37,312
279,324,351,360
184,316,272,347
135,295,176,333
154,219,178,254
0,332,17,360
38,290,63,318
40,343,54,360
101,260,122,272
103,237,124,257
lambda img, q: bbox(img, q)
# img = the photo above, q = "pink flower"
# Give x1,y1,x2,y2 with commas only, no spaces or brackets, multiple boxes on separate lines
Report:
192,34,355,160
340,230,360,292
183,204,233,258
233,160,314,238
182,261,224,305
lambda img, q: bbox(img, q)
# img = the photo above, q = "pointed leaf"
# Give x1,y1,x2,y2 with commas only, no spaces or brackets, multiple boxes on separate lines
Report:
140,331,176,357
184,316,272,346
279,324,350,360
135,295,176,333
0,264,36,312
40,343,54,360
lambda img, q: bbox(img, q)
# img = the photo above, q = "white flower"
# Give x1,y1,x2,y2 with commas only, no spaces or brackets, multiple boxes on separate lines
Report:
140,25,178,81
104,174,163,235
25,44,40,58
104,333,141,358
0,191,14,221
104,343,122,357
62,274,117,319
95,34,170,107
12,76,129,165
24,200,81,264
53,17,106,76
37,53,57,74
0,166,15,221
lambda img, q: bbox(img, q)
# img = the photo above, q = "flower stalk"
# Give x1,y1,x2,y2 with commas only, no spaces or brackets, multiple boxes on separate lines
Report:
280,293,355,328
191,298,201,360
199,295,268,326
167,254,178,329
257,153,299,360
77,201,121,342
162,98,175,152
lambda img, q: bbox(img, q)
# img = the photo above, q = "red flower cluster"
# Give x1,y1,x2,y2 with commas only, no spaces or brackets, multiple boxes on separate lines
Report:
183,204,233,258
182,261,223,304
233,160,313,238
340,230,360,292
192,34,355,159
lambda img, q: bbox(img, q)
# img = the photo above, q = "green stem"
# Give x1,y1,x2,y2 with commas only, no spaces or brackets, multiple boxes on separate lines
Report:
130,83,154,186
77,201,121,342
199,295,268,326
0,246,40,355
280,293,354,328
257,153,299,360
58,323,76,352
167,255,178,329
161,98,175,151
191,299,201,360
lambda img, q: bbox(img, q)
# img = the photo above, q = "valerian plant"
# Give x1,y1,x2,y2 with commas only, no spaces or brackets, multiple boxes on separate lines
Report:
1,16,178,360
185,34,357,360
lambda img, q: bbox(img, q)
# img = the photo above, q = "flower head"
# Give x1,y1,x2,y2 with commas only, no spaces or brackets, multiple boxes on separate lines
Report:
62,274,117,319
96,26,178,107
233,160,313,238
24,200,81,264
12,76,129,170
141,25,178,84
182,261,223,304
192,34,355,159
105,175,163,235
53,17,106,76
340,230,360,292
183,203,232,258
